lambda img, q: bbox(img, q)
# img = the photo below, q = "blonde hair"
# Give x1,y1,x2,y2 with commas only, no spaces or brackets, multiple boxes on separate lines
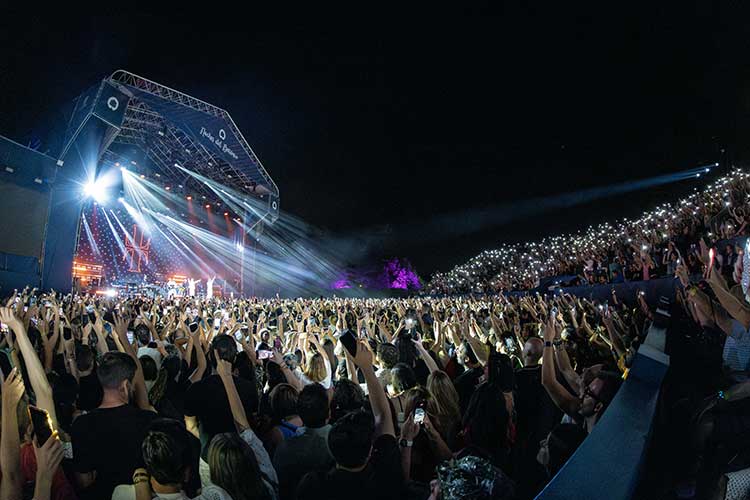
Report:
304,352,327,383
427,370,461,436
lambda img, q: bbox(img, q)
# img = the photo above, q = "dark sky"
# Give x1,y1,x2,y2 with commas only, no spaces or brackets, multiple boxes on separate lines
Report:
3,6,750,279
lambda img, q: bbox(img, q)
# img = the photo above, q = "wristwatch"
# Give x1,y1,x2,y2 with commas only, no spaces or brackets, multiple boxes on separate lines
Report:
544,341,552,348
399,438,413,448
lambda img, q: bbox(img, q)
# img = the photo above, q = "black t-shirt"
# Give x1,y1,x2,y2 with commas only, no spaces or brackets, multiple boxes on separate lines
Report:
183,373,259,458
514,365,562,453
454,367,484,415
71,404,157,500
297,434,404,500
76,373,103,412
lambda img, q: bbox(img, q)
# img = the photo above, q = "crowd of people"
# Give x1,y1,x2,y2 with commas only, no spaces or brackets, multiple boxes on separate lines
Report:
425,169,750,295
0,175,749,499
0,253,744,500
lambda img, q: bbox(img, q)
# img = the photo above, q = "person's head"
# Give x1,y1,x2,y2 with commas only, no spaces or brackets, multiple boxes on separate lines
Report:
97,351,137,404
209,334,238,369
462,383,511,463
536,423,588,476
207,433,270,500
457,340,480,369
142,420,193,490
297,382,329,428
135,324,151,346
390,363,417,396
269,383,299,423
75,344,95,374
376,343,399,370
140,355,158,382
521,337,543,367
327,409,374,469
726,244,734,254
404,385,434,418
303,351,327,383
427,371,461,422
331,379,366,423
579,373,622,420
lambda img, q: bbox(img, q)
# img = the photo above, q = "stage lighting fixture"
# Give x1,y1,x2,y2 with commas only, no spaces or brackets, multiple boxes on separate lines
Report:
104,289,117,297
224,212,229,216
186,196,192,201
165,186,171,191
696,173,701,177
118,197,124,203
205,204,211,209
83,180,107,202
140,174,145,179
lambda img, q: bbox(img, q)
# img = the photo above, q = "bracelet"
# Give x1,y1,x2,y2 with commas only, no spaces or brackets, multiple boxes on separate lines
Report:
553,339,563,347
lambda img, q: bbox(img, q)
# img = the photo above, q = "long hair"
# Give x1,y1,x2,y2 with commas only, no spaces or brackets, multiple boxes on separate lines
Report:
207,433,271,500
303,352,327,383
427,371,461,437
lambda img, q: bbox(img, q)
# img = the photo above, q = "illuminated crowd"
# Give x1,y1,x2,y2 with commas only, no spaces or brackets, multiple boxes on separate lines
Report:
425,169,750,295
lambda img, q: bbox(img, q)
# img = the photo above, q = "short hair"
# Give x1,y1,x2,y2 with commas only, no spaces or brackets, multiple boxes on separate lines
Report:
328,409,374,468
297,383,329,428
210,334,238,366
376,343,399,369
140,355,158,381
142,425,191,486
97,352,137,390
331,379,365,422
135,324,152,346
75,344,95,372
269,383,299,423
390,363,417,394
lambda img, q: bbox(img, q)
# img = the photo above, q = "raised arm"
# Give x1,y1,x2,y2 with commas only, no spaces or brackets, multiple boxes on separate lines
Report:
352,339,394,437
1,368,25,500
216,359,249,432
0,307,59,427
541,316,581,417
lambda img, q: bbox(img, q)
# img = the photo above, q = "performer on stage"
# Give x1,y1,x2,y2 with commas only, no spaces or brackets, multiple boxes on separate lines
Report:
187,278,201,297
166,279,177,298
206,276,216,299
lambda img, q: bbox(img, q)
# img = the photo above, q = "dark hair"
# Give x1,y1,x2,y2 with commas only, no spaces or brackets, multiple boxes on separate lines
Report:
208,433,271,500
462,383,510,467
269,383,299,423
376,343,399,369
140,355,158,381
210,334,238,367
328,409,374,468
395,332,418,366
97,351,136,390
330,379,365,423
546,423,587,475
390,363,417,395
297,383,329,428
142,425,191,486
265,361,287,392
75,344,95,372
135,324,151,346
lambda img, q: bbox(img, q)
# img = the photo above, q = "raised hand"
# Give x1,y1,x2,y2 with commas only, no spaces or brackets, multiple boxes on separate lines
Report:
1,367,25,405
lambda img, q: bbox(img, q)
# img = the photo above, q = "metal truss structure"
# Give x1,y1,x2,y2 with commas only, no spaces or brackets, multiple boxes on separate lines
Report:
101,70,279,219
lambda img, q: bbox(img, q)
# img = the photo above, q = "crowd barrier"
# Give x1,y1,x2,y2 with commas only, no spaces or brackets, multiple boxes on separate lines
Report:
536,336,670,499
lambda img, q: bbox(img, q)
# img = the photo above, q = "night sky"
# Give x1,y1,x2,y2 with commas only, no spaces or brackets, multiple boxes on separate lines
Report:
3,6,750,280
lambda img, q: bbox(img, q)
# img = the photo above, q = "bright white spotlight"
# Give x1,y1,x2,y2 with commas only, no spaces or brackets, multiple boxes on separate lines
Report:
117,197,124,203
696,173,701,178
83,178,108,203
104,289,117,297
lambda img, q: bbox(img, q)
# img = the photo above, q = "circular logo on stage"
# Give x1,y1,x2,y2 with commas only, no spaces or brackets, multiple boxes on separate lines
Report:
219,129,226,140
271,201,278,210
107,97,119,111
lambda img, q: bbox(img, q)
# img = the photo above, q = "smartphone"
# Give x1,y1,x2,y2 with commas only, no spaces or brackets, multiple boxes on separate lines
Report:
28,405,54,447
339,329,358,357
234,331,244,341
257,349,274,360
189,322,199,333
126,331,134,344
63,327,72,341
213,318,221,329
414,407,425,425
0,350,14,379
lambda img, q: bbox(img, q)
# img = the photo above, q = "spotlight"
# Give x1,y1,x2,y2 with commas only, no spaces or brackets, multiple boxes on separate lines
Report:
140,174,145,179
224,212,229,216
165,186,171,191
696,173,701,177
83,180,107,202
205,204,211,209
104,289,117,298
118,197,124,203
186,196,192,201
705,168,710,172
